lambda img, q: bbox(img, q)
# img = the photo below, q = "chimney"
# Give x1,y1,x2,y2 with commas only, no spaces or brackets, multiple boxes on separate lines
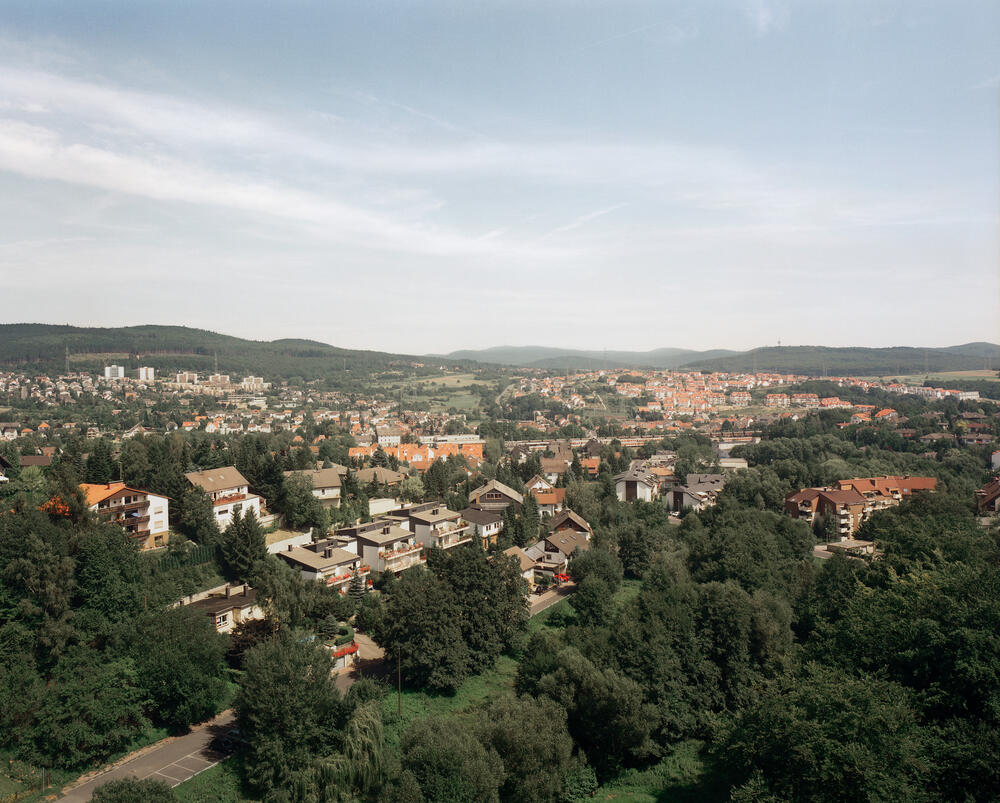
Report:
324,546,333,558
226,585,232,598
288,544,293,551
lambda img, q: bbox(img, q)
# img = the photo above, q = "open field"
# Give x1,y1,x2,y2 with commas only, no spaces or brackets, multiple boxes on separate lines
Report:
859,370,1000,383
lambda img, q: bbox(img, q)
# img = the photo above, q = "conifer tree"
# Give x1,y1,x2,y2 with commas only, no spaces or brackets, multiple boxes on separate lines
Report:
223,508,268,582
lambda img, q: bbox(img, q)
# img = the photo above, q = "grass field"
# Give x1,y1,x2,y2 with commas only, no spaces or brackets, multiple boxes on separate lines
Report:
173,758,252,803
859,370,1000,383
592,740,724,802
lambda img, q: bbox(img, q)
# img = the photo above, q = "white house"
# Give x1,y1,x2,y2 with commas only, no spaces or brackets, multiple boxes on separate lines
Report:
185,466,262,529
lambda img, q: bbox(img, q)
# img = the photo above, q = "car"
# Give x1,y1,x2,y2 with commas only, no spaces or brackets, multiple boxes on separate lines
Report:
553,573,570,582
208,727,243,754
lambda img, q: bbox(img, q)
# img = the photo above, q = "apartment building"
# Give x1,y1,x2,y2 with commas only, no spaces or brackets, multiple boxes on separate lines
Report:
80,482,170,550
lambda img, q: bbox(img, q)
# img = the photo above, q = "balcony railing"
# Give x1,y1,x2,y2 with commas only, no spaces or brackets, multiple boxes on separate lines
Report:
379,543,421,559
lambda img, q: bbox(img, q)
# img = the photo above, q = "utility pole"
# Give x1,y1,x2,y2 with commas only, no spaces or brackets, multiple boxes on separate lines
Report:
397,647,402,716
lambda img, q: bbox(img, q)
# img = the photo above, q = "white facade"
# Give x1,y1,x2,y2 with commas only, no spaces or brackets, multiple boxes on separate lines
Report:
104,365,125,379
138,366,155,381
214,493,262,529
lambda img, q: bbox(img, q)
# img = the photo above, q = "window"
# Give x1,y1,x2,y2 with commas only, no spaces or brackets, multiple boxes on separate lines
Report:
216,613,229,627
233,503,242,514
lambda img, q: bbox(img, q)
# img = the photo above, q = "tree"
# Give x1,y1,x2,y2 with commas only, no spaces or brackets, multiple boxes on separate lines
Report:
222,508,267,583
399,475,425,502
176,486,220,544
130,606,229,732
717,664,930,803
348,568,367,603
521,492,541,544
522,645,652,778
569,574,613,628
21,647,148,769
476,694,573,803
92,777,177,803
84,438,115,484
401,715,504,802
377,569,470,693
280,473,327,531
568,547,623,593
235,634,349,798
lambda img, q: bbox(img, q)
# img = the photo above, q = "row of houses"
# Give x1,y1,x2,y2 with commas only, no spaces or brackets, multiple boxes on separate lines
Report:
785,475,937,537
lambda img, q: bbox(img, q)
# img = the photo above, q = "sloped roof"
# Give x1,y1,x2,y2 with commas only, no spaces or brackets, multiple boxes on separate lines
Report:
185,466,249,493
469,479,524,505
502,546,534,573
548,509,592,534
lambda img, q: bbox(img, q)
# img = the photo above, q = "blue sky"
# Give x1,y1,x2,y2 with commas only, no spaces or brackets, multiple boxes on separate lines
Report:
1,1,997,354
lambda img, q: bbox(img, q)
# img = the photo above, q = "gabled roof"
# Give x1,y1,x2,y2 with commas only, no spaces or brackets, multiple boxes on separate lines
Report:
355,467,406,485
548,509,592,534
502,546,534,573
283,466,347,489
461,507,503,526
79,482,146,506
544,530,590,557
469,479,524,505
185,466,249,493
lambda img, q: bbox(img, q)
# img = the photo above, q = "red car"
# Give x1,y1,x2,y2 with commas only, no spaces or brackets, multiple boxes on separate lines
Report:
553,573,570,583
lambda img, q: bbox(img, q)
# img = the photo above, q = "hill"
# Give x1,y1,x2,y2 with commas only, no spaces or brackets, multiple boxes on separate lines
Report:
437,345,739,370
679,343,1000,375
0,324,471,382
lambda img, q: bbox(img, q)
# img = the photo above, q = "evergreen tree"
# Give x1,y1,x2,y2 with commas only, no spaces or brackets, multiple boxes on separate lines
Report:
348,568,366,603
222,508,268,582
521,491,541,545
84,438,114,484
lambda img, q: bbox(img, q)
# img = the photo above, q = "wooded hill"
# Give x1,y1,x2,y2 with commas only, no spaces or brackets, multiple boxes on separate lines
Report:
681,342,1000,376
0,324,472,382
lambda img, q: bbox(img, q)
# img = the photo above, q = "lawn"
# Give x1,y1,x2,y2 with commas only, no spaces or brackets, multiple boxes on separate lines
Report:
174,759,252,803
592,740,725,802
381,654,520,749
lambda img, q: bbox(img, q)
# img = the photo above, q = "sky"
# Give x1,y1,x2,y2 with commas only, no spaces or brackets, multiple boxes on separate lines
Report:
0,0,998,355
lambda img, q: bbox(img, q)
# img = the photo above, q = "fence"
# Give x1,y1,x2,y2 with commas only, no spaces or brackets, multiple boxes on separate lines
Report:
146,542,220,572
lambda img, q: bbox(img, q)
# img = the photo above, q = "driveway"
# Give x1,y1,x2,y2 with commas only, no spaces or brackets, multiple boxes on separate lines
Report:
59,710,235,800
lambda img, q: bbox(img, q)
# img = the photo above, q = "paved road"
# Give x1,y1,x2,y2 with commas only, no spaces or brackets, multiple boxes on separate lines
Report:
59,710,235,801
60,585,575,799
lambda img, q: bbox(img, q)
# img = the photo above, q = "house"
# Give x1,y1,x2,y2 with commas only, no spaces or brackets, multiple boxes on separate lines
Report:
80,482,170,550
540,457,570,484
785,487,869,538
283,466,347,507
376,426,403,448
346,520,425,575
765,394,789,408
613,468,658,502
406,505,473,551
548,509,594,541
461,507,503,546
0,422,19,440
543,530,590,562
19,454,53,468
525,476,566,515
354,466,406,488
975,477,1000,514
502,546,535,585
278,540,369,593
185,466,262,529
185,584,263,633
468,479,524,512
671,474,726,512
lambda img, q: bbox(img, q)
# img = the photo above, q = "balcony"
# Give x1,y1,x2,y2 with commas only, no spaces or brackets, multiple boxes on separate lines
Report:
437,533,473,550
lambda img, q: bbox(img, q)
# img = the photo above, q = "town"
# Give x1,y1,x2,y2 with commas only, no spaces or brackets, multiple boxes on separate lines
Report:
1,344,998,800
